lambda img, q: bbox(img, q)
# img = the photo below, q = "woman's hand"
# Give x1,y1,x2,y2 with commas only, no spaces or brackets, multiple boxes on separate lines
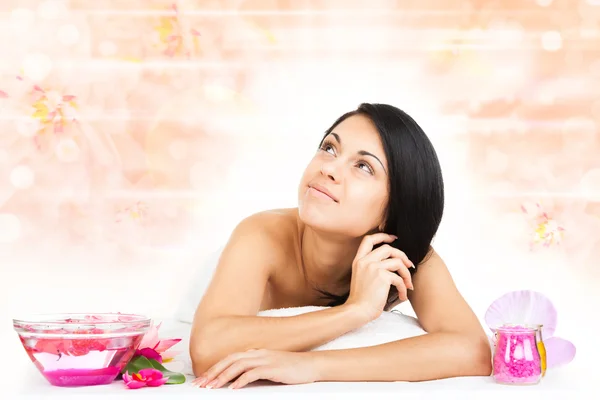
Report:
191,349,320,390
345,233,414,322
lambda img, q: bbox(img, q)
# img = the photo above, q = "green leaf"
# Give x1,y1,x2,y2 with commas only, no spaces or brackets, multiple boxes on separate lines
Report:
124,355,153,373
124,355,186,384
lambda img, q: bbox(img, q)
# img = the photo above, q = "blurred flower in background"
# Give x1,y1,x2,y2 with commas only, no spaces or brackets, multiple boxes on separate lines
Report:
521,202,565,249
151,3,201,58
0,0,598,279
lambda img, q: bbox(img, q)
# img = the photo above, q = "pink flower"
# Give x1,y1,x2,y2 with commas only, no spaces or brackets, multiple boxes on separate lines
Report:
521,202,565,249
135,322,181,363
152,3,201,58
123,369,168,389
115,201,148,223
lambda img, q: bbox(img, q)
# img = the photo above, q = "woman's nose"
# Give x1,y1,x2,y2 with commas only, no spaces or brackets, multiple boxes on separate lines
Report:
320,160,341,182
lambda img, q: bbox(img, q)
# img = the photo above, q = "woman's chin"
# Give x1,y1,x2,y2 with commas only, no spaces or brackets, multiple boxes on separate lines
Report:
298,205,335,230
298,207,360,238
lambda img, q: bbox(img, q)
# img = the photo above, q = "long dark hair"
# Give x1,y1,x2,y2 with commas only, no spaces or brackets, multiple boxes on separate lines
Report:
315,103,445,309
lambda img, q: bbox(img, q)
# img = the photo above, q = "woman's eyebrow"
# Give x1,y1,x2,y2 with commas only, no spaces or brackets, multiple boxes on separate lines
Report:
358,150,386,173
329,132,387,174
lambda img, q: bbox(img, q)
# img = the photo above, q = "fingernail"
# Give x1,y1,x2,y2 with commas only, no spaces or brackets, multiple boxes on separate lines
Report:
391,235,398,239
410,263,416,269
196,377,207,387
206,380,216,389
229,383,237,390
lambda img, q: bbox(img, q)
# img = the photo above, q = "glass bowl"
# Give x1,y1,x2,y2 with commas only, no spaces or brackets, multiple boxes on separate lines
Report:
13,313,151,387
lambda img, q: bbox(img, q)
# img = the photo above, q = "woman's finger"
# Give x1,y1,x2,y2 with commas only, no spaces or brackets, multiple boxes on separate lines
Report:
197,350,258,388
208,357,266,389
355,233,397,260
387,271,409,301
230,367,272,390
363,244,413,269
376,258,413,290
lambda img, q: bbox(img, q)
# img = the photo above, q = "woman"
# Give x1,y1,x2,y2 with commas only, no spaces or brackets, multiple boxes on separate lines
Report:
189,103,492,389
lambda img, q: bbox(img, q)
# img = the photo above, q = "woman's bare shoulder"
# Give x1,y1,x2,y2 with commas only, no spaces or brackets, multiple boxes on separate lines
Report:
244,208,298,229
193,209,300,324
232,208,299,254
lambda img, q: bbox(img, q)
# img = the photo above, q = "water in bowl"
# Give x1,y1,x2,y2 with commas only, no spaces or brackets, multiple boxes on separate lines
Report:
20,334,144,387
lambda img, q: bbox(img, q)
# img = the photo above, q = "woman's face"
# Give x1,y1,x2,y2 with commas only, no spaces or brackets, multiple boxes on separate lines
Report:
298,114,389,238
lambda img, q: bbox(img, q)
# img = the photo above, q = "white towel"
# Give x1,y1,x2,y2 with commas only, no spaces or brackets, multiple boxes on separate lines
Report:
258,306,426,351
176,246,225,324
174,306,426,376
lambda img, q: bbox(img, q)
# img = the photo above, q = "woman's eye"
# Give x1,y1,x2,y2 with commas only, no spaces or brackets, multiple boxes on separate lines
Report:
357,162,373,174
323,144,335,154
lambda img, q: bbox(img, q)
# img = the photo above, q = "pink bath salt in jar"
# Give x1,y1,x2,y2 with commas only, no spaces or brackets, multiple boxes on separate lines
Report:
492,324,545,385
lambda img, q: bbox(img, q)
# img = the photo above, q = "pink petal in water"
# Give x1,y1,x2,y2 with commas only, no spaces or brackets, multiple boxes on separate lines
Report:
484,290,558,338
190,28,200,36
0,90,8,98
545,337,576,369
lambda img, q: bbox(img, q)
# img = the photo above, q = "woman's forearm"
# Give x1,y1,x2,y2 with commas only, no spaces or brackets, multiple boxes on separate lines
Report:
190,304,366,375
314,331,492,382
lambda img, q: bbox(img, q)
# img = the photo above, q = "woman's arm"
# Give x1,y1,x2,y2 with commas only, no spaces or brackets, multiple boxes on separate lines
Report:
314,331,490,382
315,249,492,382
190,213,366,376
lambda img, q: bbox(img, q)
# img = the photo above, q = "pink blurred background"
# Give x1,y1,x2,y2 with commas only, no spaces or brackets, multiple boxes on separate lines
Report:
1,0,599,388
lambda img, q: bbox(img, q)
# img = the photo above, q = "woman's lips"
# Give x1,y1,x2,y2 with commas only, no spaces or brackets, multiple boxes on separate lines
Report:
308,184,338,202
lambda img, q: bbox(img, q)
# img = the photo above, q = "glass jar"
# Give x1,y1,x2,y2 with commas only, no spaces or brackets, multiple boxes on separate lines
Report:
492,324,546,385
